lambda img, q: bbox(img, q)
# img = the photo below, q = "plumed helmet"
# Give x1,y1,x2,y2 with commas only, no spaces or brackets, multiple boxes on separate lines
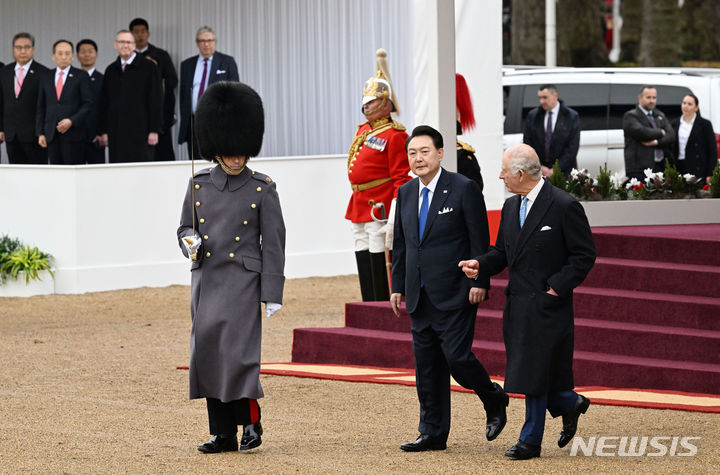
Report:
195,81,264,161
362,48,400,115
456,73,476,133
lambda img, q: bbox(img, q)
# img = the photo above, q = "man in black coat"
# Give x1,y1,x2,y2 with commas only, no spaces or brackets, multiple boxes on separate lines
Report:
0,32,49,164
461,144,596,460
391,125,508,452
622,85,675,180
76,39,105,164
523,84,580,178
36,40,92,165
130,18,178,161
178,26,239,160
99,30,161,163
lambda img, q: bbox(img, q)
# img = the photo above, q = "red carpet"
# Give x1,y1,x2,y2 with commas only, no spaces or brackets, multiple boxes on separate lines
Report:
259,363,720,414
291,224,720,395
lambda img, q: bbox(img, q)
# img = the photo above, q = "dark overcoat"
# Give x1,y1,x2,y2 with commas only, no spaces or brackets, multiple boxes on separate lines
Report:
36,66,93,142
475,180,596,395
177,165,285,402
622,106,675,178
671,115,718,180
522,100,580,176
99,54,161,162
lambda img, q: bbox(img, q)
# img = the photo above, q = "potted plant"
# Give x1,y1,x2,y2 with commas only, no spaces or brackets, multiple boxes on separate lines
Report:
0,235,55,296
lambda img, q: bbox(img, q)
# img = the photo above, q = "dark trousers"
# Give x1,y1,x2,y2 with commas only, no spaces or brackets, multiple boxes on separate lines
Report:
410,288,496,438
83,141,106,164
48,135,84,165
520,391,578,446
6,139,47,164
206,398,261,435
154,130,175,161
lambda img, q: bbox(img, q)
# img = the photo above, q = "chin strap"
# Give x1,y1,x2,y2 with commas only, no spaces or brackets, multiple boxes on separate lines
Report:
217,156,245,176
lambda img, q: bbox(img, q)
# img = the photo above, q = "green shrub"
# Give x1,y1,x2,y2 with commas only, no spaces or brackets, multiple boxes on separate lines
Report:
0,245,54,284
549,159,567,191
710,161,720,198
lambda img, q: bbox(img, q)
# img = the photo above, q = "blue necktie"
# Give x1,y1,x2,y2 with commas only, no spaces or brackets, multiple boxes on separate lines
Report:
519,196,528,228
419,187,429,239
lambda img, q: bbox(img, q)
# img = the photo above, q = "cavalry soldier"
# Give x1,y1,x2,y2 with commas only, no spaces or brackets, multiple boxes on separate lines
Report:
346,48,410,301
455,73,485,195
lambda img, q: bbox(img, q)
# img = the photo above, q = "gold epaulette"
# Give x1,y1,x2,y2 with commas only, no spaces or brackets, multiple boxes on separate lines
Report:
391,120,406,131
457,140,475,153
251,170,272,183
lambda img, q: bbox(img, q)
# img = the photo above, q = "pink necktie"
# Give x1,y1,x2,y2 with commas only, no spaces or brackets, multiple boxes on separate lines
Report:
122,62,127,72
15,67,24,96
56,70,64,100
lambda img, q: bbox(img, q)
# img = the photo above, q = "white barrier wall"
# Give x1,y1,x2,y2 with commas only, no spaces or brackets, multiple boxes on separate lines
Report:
0,156,356,294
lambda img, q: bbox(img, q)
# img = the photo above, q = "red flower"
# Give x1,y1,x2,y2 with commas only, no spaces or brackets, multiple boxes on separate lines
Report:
703,184,709,190
633,185,642,191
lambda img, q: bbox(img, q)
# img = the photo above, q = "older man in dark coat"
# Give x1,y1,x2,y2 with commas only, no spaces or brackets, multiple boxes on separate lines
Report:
460,144,596,460
177,82,285,453
99,30,161,163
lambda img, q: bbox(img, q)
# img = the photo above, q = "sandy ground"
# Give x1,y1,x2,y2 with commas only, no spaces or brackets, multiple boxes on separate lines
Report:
0,275,717,474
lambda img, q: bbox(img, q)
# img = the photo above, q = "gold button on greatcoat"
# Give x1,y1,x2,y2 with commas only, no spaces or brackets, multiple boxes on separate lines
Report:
203,235,208,240
205,252,211,258
194,184,200,190
243,221,248,225
199,218,205,224
229,253,235,258
257,186,262,191
195,201,201,207
251,203,256,208
235,236,240,242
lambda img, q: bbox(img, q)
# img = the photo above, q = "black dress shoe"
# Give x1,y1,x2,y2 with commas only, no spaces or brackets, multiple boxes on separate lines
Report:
400,434,447,452
240,422,263,450
197,434,238,453
558,395,591,448
485,383,509,441
505,440,541,460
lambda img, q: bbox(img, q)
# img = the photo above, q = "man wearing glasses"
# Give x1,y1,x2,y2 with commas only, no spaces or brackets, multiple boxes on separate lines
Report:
0,32,50,164
178,26,239,160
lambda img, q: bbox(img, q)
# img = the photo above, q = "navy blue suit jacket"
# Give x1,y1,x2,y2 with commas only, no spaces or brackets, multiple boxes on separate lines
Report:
391,168,490,314
36,66,92,142
178,51,239,144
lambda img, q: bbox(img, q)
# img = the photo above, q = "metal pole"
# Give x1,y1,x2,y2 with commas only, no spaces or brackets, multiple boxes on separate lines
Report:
545,0,557,66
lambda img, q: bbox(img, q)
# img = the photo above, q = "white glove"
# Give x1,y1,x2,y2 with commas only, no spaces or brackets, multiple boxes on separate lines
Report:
385,199,397,250
181,234,202,260
265,302,282,318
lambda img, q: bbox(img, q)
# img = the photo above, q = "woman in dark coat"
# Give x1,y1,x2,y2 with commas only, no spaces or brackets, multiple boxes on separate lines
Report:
177,82,286,453
671,93,718,183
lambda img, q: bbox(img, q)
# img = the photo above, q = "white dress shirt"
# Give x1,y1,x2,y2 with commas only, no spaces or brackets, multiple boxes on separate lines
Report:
520,177,545,221
544,102,560,132
14,59,33,96
677,114,696,160
55,66,71,88
192,55,214,113
418,168,442,216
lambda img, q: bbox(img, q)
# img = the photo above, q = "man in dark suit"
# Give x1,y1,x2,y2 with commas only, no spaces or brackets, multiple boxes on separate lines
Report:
36,40,92,165
178,26,239,160
460,144,596,460
130,17,178,161
76,39,105,164
523,84,580,178
390,125,508,452
99,30,162,163
622,85,675,180
0,32,49,164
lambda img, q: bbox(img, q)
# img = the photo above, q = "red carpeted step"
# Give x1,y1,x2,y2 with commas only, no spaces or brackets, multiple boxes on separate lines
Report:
343,303,720,362
291,327,720,394
592,224,720,267
583,257,720,297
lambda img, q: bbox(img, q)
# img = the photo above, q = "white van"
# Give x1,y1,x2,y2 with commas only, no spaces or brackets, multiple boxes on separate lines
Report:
502,67,720,177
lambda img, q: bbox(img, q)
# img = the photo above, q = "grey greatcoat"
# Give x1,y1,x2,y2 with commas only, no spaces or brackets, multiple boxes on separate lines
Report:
177,165,286,402
475,181,596,395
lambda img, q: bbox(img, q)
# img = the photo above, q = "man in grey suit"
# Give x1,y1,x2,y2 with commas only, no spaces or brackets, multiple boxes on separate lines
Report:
391,125,508,452
460,144,596,460
622,85,675,180
177,82,285,453
178,26,239,160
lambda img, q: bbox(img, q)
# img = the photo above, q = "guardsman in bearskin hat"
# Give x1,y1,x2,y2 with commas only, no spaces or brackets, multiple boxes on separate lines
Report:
347,48,411,301
177,81,286,453
455,73,485,194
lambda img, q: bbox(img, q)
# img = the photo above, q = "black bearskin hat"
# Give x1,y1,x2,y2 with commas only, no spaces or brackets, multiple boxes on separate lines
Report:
195,81,264,161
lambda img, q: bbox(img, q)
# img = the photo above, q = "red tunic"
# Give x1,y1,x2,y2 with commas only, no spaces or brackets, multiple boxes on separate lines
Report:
345,120,411,223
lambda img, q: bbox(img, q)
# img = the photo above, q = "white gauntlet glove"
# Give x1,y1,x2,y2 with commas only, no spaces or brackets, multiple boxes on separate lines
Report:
181,234,202,261
265,302,282,318
384,198,397,250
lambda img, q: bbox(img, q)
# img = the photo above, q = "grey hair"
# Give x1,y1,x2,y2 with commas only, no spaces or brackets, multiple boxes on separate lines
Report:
196,26,216,41
507,146,542,179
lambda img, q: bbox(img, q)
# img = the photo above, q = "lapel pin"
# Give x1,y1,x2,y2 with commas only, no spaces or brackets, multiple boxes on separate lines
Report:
30,69,34,74
443,190,447,193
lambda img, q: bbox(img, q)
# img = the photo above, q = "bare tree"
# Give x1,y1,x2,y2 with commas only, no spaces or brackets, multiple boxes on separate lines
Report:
511,0,545,65
557,0,609,67
638,0,681,66
619,0,642,63
680,0,720,62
